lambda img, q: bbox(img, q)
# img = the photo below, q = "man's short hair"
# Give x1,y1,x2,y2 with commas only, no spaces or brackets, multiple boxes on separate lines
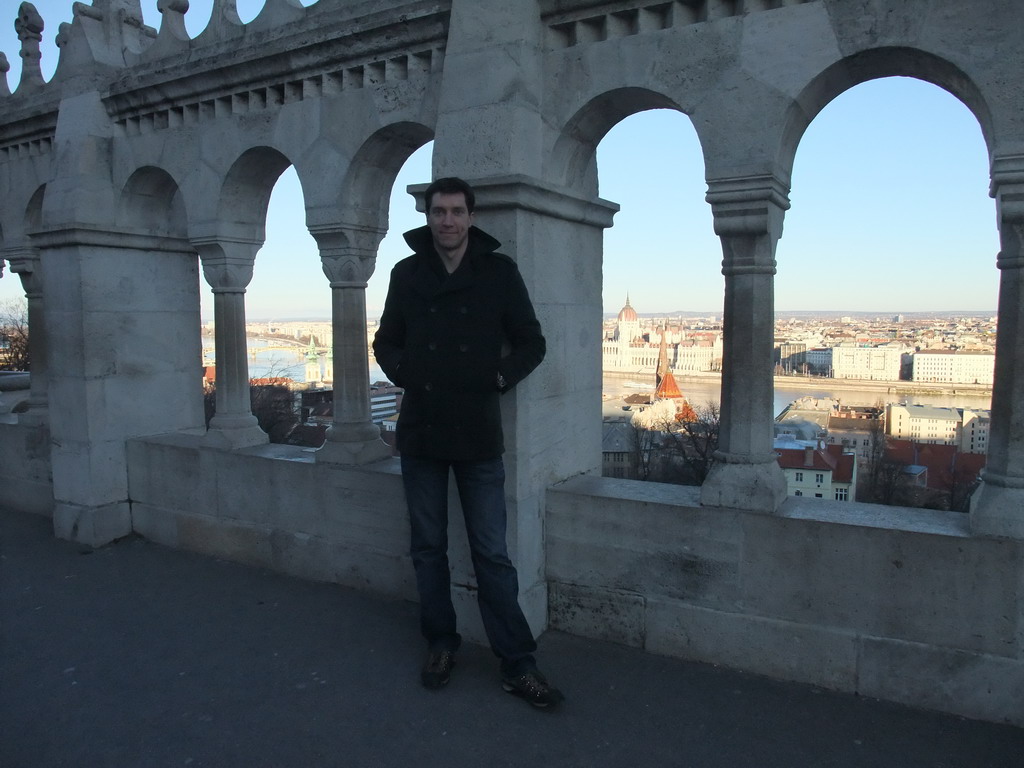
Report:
424,177,475,213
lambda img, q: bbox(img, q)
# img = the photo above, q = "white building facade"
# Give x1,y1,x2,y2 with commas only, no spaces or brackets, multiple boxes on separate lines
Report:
603,298,723,373
911,350,995,385
887,404,991,454
830,343,904,381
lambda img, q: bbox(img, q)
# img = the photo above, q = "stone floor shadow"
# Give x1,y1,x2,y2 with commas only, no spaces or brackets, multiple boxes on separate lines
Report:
2,508,1021,768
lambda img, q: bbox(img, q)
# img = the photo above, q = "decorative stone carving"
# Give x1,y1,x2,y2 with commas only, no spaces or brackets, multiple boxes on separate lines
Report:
310,225,390,466
700,174,789,513
15,2,44,92
156,0,190,43
193,238,267,449
313,225,384,287
0,53,10,97
971,153,1024,537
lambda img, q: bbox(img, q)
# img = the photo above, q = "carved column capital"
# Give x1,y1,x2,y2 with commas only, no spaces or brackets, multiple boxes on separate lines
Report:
310,225,387,287
706,174,790,276
192,238,260,292
990,154,1024,271
2,247,42,297
706,174,790,234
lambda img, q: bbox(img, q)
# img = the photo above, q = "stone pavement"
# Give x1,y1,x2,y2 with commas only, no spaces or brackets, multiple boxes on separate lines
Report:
2,508,1021,768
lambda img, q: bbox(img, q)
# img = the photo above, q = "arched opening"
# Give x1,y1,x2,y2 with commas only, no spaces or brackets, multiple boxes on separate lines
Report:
0,220,12,306
777,75,996,509
368,142,434,324
593,108,721,485
201,135,435,446
119,167,188,238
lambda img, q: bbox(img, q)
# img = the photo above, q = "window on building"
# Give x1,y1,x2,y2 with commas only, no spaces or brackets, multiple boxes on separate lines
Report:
795,490,803,496
815,473,824,483
835,488,848,501
795,472,803,482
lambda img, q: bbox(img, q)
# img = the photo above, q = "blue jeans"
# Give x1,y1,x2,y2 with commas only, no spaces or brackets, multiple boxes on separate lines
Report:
400,454,537,676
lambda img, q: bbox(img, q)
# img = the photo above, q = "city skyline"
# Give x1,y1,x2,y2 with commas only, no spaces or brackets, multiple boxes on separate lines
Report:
0,1,1001,319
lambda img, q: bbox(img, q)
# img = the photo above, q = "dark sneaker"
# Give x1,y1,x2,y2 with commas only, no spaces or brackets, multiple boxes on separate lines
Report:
421,649,456,689
501,669,564,709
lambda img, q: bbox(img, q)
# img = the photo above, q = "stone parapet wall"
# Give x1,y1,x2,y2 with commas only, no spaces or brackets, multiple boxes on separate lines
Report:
0,421,53,516
547,475,1024,725
124,434,548,643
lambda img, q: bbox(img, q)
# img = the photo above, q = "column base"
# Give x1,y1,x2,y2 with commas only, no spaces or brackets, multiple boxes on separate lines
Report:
315,435,392,465
17,404,49,427
204,414,268,449
53,501,132,547
315,422,391,465
970,473,1024,539
700,452,787,513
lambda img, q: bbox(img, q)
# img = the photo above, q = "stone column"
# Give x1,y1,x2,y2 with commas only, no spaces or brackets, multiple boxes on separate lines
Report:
700,175,788,512
194,238,268,449
311,225,390,465
3,247,48,425
971,154,1024,538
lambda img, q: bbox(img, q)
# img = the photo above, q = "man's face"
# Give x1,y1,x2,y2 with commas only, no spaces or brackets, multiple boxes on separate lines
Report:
427,191,474,255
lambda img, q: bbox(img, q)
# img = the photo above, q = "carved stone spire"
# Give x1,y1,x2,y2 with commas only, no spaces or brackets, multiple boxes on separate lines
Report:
157,0,190,42
15,2,45,92
0,53,10,97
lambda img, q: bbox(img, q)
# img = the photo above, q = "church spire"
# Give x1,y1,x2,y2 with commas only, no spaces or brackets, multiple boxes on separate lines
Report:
656,324,668,390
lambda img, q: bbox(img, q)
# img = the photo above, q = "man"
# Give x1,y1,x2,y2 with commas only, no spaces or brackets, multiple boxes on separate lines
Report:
373,177,562,708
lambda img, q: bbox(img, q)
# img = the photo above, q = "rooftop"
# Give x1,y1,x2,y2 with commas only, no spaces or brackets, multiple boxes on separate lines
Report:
2,508,1021,767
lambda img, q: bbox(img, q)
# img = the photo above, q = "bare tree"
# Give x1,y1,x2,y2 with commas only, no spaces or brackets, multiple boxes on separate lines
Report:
872,452,911,506
627,418,658,481
0,298,29,371
664,400,720,486
203,358,300,442
630,399,721,486
859,402,889,502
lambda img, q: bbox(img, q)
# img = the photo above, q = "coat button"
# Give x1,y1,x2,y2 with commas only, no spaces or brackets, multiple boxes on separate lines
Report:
459,344,468,352
429,306,437,313
459,306,468,314
428,342,437,351
424,383,432,391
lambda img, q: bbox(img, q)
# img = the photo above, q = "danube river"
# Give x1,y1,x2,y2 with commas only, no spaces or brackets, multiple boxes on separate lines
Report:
602,372,991,417
224,339,992,416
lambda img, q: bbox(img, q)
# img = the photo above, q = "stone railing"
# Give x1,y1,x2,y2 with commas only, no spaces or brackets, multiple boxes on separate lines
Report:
111,433,1024,727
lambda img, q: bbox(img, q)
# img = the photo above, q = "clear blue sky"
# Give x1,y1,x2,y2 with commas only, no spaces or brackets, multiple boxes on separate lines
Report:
0,0,999,319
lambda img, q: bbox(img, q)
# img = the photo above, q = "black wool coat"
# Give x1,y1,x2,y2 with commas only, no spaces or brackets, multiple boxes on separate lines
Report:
372,225,546,461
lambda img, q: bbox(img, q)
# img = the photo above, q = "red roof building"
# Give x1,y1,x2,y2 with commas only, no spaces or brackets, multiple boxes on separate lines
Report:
775,444,857,501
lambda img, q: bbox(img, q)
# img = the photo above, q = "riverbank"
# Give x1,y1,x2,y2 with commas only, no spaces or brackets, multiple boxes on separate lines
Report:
602,369,992,400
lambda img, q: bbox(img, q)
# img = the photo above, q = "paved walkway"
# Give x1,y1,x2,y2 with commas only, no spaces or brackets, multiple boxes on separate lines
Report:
2,508,1021,768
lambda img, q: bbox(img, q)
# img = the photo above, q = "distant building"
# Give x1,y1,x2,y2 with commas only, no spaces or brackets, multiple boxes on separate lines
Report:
805,348,832,375
829,343,904,381
369,382,403,425
774,396,834,441
886,403,990,454
825,403,885,461
602,296,722,373
775,341,808,373
602,420,637,479
299,382,404,428
775,444,857,502
911,350,995,385
885,439,987,509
